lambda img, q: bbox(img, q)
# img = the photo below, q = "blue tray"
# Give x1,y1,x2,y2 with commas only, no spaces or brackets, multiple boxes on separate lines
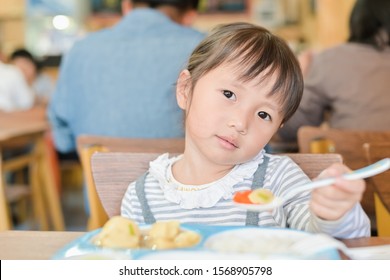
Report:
53,224,340,260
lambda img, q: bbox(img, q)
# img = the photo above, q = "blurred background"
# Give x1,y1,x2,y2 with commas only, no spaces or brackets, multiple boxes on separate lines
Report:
0,0,356,63
0,0,358,231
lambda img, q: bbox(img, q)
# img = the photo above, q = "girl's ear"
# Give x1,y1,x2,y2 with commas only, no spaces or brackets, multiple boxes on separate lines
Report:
176,69,192,110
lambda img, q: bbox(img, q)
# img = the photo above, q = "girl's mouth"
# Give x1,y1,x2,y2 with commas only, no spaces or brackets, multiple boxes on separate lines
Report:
217,136,239,150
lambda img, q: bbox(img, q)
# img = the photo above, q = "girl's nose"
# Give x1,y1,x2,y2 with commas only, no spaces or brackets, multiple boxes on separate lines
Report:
228,113,248,135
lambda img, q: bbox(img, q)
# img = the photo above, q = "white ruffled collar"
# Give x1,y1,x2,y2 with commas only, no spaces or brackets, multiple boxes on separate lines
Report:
149,150,265,209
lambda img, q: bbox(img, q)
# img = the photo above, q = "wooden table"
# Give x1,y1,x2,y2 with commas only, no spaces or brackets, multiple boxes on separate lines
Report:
0,107,64,231
0,230,389,260
0,231,83,259
341,236,390,248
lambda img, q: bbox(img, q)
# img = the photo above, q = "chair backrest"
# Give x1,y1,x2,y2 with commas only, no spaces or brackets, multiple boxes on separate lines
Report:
92,152,342,219
363,142,390,237
297,126,390,231
76,135,184,230
77,135,185,154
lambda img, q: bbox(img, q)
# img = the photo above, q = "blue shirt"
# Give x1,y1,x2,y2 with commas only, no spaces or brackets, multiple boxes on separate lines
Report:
48,9,205,152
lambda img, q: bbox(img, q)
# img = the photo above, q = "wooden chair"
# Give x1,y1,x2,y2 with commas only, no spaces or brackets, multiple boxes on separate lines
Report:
76,135,184,230
91,152,342,219
297,126,390,233
0,108,64,231
0,134,48,231
363,142,390,237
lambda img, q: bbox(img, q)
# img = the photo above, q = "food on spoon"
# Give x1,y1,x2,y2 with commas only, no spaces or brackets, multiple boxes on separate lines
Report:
233,190,253,204
93,217,200,250
233,189,274,204
93,216,141,248
248,189,274,204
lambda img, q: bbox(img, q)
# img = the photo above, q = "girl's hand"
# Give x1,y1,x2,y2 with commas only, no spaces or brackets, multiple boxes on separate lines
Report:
309,163,366,221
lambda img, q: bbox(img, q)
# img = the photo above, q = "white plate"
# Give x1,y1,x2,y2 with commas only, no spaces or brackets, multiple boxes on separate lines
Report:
203,228,338,259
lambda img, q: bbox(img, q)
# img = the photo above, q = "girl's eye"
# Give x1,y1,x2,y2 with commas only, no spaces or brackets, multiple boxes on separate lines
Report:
223,90,236,100
258,111,271,121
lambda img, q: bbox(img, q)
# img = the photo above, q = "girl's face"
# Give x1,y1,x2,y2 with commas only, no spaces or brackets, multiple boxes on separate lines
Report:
177,62,284,166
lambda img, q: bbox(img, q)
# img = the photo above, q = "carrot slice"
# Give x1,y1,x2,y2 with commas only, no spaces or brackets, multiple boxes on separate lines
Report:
233,190,252,204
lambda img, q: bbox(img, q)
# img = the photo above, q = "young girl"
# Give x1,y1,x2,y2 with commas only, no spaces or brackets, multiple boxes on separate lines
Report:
121,23,370,238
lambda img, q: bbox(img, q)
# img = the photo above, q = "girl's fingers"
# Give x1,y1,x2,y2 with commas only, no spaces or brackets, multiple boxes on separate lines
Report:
310,202,343,220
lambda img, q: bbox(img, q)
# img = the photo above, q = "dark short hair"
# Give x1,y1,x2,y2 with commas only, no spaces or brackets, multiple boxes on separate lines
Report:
10,48,40,70
348,0,390,49
133,0,199,11
186,22,303,123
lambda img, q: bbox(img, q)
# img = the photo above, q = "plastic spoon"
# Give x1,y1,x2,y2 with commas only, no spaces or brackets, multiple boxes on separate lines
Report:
234,158,390,212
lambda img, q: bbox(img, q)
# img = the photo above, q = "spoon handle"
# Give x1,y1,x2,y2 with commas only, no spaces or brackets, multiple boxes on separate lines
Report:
234,158,390,212
286,158,390,198
342,158,390,180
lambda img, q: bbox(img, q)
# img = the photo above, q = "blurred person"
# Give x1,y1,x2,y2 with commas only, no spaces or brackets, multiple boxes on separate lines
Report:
278,0,390,143
10,48,56,106
0,58,34,112
48,0,205,155
47,0,204,215
0,50,35,192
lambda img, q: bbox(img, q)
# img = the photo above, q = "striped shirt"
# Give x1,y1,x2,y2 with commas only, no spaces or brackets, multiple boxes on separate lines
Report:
121,153,370,238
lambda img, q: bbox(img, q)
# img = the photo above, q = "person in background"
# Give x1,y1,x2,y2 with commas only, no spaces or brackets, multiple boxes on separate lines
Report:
48,0,204,215
48,0,204,155
0,55,34,112
10,49,56,106
121,23,370,238
277,0,390,143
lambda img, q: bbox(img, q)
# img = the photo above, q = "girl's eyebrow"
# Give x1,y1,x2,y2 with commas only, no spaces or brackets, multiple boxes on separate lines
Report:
226,80,247,90
260,101,280,112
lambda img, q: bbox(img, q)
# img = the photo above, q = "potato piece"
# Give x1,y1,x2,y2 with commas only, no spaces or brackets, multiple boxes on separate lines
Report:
93,216,140,249
148,221,180,240
248,189,274,204
174,231,201,248
149,238,176,250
